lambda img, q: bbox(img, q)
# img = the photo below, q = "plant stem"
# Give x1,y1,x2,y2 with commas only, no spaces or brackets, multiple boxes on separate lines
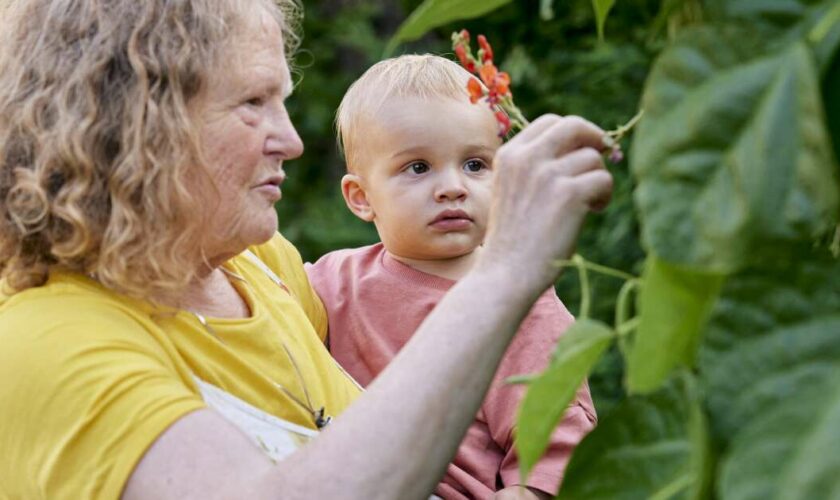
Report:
572,254,591,319
554,258,637,281
614,279,640,357
606,109,645,141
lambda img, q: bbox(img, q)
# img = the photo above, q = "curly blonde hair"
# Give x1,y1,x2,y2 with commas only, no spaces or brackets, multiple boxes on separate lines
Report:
0,0,301,300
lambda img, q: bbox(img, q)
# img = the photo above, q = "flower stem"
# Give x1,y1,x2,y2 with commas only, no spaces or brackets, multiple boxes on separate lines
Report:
605,109,645,142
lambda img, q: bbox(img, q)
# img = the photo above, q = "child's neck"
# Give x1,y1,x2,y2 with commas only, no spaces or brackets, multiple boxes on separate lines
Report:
389,247,481,281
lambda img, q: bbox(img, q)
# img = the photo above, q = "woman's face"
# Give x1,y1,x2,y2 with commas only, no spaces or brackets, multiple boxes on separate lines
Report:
191,12,303,264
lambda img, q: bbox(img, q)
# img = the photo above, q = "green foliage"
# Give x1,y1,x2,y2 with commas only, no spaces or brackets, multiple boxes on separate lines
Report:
632,29,839,274
627,255,723,393
558,372,709,500
718,370,840,500
384,0,514,56
515,319,615,480
626,256,724,394
591,0,616,40
699,254,840,442
698,254,840,499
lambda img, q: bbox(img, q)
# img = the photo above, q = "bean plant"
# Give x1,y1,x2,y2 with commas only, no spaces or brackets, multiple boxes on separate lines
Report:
390,0,840,498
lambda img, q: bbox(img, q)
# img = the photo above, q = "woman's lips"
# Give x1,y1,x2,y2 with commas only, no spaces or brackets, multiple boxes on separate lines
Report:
255,183,282,201
254,173,285,201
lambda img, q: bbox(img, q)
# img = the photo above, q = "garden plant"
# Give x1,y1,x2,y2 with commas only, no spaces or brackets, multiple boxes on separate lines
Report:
385,0,840,498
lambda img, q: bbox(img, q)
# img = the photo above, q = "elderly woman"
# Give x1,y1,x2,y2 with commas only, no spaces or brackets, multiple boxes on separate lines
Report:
0,0,612,499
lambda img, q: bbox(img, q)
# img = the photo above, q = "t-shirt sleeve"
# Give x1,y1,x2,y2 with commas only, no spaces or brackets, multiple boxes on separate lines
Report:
252,232,329,342
0,296,205,499
482,288,598,496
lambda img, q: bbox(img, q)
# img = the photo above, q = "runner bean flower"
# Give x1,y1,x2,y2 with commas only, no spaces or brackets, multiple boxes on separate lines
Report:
451,29,643,162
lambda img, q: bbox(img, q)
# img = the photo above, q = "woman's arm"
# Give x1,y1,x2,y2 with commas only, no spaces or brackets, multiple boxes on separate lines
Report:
123,115,612,500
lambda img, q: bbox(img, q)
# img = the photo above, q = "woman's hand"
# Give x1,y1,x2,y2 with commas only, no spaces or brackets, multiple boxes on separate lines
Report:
479,115,613,293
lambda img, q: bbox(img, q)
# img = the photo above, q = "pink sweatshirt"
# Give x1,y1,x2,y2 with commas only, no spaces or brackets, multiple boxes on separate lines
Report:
306,243,597,499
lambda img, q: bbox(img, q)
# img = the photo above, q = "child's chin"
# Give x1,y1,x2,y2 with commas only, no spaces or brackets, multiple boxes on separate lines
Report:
431,242,481,259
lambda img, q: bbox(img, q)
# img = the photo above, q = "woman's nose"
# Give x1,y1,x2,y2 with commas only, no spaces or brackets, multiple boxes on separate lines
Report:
435,168,468,202
264,103,304,160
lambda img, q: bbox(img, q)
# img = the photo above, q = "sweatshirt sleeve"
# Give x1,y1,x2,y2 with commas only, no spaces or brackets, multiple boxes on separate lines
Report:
483,288,598,496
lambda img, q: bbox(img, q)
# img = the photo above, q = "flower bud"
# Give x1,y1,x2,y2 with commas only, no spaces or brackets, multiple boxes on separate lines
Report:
478,35,494,63
495,111,511,137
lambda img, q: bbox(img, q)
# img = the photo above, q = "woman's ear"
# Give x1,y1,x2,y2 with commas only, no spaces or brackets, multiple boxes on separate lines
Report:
341,173,375,222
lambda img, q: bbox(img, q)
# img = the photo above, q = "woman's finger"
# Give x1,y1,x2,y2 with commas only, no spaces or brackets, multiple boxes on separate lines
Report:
512,114,565,144
567,168,614,212
533,116,606,159
547,147,605,177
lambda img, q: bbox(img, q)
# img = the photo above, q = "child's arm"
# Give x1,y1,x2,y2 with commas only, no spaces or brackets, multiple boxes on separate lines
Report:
485,289,597,497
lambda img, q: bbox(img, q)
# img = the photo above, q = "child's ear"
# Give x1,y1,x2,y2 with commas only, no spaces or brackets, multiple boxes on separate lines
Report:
341,173,375,222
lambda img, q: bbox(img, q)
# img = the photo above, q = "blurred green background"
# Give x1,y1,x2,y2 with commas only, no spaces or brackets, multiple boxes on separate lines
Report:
280,0,661,413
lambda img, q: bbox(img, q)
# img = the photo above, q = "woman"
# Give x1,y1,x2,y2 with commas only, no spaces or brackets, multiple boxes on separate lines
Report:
0,0,612,499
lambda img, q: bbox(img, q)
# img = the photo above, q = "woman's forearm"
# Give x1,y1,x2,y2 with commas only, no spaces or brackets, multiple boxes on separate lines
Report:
285,265,543,499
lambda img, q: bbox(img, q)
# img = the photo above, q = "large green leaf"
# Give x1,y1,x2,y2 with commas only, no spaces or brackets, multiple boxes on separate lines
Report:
626,255,724,394
384,0,513,56
592,0,616,41
718,369,840,500
699,254,840,441
515,319,615,481
631,29,839,274
706,0,840,68
558,372,709,500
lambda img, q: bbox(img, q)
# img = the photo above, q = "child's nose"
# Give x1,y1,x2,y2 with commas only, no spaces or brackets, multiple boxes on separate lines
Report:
434,169,468,202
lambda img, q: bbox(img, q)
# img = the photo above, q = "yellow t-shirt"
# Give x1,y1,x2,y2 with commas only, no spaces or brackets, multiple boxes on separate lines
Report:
0,233,361,499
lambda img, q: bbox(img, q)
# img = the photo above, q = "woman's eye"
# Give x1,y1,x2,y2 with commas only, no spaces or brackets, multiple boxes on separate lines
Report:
245,96,264,107
408,162,429,174
464,159,486,173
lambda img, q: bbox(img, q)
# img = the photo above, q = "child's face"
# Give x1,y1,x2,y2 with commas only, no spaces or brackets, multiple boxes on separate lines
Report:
344,95,502,261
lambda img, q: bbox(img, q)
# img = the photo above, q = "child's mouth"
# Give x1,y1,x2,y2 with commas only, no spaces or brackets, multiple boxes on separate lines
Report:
430,210,473,231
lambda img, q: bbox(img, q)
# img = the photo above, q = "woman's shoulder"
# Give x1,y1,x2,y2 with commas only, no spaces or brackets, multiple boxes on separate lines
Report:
0,271,162,352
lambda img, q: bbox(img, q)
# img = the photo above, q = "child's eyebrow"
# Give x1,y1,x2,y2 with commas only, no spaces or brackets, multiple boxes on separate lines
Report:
389,146,429,159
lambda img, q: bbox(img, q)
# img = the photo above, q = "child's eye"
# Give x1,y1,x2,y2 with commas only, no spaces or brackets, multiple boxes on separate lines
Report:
463,159,487,173
407,162,430,174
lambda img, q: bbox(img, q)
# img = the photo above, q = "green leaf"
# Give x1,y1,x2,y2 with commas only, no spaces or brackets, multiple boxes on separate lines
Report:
626,256,724,394
707,0,840,70
384,0,513,56
515,319,615,481
699,254,840,442
540,0,555,21
718,369,840,500
592,0,616,41
631,29,840,274
558,372,709,500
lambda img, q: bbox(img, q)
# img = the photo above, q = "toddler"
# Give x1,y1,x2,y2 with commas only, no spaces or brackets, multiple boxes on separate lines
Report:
306,55,596,500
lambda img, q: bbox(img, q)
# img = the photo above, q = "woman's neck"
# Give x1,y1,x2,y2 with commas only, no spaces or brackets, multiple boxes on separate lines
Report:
177,266,251,319
389,247,482,281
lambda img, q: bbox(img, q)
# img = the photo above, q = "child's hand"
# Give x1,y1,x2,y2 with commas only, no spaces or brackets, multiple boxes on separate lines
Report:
479,114,613,292
493,485,552,500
